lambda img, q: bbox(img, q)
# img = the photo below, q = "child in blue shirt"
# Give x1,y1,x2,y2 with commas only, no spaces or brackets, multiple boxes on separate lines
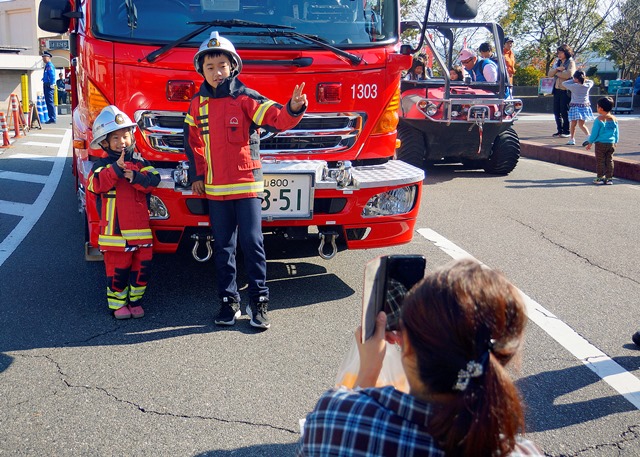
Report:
584,97,619,185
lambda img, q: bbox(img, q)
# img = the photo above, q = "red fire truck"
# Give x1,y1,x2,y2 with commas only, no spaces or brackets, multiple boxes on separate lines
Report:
38,0,473,261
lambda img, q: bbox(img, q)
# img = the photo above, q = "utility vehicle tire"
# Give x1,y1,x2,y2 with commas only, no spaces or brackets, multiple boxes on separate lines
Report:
396,123,427,169
484,127,520,175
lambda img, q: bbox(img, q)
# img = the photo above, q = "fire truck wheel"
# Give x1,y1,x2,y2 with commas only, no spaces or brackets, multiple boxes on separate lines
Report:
483,127,520,175
396,123,426,169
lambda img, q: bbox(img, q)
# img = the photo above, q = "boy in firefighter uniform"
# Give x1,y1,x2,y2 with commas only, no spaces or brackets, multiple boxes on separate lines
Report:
184,31,307,329
88,106,160,319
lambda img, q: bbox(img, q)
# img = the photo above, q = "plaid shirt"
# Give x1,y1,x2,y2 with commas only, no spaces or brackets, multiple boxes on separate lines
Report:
296,386,543,457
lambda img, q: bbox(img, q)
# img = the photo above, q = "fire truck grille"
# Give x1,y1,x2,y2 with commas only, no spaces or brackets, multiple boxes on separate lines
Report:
134,110,363,155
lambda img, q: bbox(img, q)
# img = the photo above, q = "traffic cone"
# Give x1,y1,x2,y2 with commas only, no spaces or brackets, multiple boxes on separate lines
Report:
37,95,49,124
0,112,11,148
10,94,23,138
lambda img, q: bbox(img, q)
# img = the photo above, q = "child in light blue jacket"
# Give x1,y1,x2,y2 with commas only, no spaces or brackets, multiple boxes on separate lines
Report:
584,97,619,185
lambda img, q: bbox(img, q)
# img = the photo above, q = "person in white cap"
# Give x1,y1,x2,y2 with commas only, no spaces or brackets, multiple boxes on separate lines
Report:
458,48,498,83
87,105,160,320
184,31,307,330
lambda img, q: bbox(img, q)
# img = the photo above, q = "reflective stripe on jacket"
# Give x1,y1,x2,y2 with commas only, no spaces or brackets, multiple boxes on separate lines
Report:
87,152,160,251
184,77,305,201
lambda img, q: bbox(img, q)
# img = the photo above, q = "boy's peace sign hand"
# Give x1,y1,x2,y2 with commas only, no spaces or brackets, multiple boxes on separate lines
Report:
289,83,307,113
116,149,127,170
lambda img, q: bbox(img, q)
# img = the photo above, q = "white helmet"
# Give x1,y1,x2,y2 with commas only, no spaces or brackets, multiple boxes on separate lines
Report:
90,105,137,149
193,31,243,76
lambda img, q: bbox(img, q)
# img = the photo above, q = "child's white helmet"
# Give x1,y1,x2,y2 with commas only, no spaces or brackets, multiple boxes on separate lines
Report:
90,105,137,149
194,31,243,76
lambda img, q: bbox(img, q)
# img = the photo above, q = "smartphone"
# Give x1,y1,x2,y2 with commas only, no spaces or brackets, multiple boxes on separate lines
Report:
361,254,427,342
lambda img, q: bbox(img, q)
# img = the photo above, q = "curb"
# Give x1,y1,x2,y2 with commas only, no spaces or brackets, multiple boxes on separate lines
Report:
520,142,640,182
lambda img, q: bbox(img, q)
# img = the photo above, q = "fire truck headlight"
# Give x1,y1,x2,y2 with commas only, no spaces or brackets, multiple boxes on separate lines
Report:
149,195,169,220
362,185,418,217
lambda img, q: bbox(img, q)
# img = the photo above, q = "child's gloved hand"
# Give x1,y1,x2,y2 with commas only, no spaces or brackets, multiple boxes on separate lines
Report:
289,83,307,113
116,149,127,170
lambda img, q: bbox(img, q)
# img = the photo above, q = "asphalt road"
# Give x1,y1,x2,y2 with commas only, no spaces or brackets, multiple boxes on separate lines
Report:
1,122,639,456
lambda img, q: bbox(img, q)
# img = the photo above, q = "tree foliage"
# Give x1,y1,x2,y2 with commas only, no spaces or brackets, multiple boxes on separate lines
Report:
499,0,618,73
604,0,640,78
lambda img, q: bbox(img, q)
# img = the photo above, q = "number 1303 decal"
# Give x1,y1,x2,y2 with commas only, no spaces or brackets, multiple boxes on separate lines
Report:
351,83,378,99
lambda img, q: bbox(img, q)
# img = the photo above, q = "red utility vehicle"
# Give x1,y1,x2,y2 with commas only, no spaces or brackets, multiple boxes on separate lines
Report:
397,21,523,174
38,0,474,261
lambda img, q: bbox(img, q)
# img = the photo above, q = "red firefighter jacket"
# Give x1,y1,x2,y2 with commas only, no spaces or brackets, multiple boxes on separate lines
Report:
184,77,305,200
87,148,160,251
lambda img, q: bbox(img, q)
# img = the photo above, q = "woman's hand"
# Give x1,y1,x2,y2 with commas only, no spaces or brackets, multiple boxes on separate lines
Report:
289,83,307,113
354,312,387,388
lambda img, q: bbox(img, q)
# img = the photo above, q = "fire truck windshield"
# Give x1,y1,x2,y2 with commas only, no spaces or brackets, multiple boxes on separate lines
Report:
92,0,397,47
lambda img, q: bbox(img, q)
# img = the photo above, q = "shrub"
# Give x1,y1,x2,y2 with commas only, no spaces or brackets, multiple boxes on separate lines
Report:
514,65,545,86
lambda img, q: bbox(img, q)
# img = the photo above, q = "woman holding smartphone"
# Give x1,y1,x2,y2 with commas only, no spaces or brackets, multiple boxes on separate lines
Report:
297,259,542,456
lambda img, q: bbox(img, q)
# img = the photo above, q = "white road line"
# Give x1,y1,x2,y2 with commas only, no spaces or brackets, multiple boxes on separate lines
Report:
23,141,61,148
0,130,71,267
9,153,56,161
31,133,66,138
0,170,48,184
0,200,29,216
417,227,640,410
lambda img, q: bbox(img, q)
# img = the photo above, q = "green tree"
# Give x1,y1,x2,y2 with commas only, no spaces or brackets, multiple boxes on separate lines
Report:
499,0,618,72
605,0,640,78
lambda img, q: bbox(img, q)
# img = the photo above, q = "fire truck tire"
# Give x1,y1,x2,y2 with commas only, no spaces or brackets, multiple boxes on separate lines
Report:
396,123,427,169
483,127,520,175
81,209,88,242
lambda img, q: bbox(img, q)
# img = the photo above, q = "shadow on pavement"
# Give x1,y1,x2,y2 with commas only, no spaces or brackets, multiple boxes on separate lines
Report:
518,356,640,432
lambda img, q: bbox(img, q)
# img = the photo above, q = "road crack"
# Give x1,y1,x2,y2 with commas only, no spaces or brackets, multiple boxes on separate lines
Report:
545,425,640,456
38,354,298,435
511,218,640,286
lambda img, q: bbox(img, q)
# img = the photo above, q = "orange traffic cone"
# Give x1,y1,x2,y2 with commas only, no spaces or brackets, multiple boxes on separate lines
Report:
0,112,11,148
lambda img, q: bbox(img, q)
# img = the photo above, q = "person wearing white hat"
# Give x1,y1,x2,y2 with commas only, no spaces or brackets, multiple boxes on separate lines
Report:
87,105,161,320
41,51,57,123
458,48,498,83
184,31,308,330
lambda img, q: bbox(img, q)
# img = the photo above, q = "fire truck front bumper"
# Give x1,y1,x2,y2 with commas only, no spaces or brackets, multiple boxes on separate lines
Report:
148,159,425,257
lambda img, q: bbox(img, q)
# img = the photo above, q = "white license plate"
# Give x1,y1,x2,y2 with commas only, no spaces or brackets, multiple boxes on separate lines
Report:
261,173,314,219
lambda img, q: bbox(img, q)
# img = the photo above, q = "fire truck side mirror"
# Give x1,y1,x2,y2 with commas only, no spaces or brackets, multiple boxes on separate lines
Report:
38,0,74,34
445,0,478,20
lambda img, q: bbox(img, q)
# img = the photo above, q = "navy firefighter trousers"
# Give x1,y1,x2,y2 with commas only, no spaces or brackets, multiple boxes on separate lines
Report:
208,197,269,304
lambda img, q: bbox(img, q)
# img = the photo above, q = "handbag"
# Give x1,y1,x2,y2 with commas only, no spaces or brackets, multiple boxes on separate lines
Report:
335,337,409,392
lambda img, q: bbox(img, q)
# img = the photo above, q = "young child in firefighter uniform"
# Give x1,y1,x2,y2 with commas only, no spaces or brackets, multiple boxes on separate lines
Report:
88,106,160,319
184,31,307,329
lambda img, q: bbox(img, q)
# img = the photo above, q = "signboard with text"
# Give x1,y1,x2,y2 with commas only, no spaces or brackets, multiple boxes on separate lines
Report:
47,39,70,50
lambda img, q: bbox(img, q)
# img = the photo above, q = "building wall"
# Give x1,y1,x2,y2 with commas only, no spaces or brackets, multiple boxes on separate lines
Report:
0,0,54,52
0,0,67,109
